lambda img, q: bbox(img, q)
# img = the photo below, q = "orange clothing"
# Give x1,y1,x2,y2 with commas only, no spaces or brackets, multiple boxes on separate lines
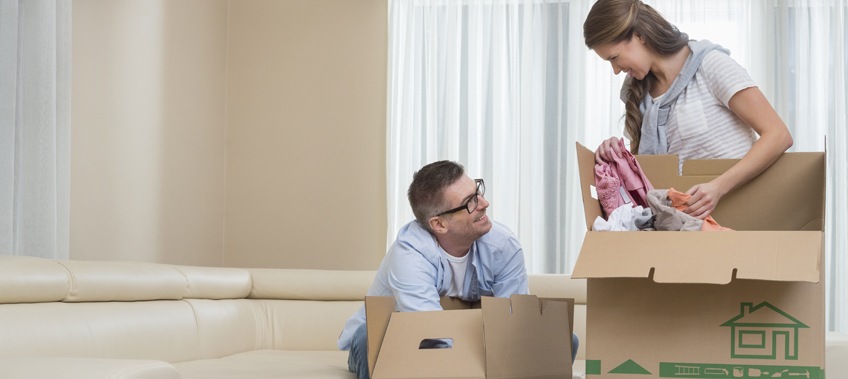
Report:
667,188,733,231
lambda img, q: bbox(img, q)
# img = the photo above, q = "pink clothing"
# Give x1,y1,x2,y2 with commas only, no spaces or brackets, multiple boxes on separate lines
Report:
595,138,654,218
667,188,733,231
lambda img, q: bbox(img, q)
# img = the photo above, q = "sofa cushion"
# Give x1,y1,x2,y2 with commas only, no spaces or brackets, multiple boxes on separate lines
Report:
0,357,180,379
0,301,202,362
250,300,364,351
174,350,353,379
60,260,187,302
248,269,373,300
175,266,252,299
0,256,69,304
184,299,261,359
829,331,848,378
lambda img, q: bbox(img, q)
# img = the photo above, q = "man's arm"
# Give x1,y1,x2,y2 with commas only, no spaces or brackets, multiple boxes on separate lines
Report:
386,243,444,312
492,240,529,297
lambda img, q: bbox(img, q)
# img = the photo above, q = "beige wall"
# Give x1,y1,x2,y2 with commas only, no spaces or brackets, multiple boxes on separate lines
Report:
224,0,387,270
71,0,229,265
71,0,387,269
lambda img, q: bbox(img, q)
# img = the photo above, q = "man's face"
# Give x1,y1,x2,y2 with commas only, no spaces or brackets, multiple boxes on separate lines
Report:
439,175,492,240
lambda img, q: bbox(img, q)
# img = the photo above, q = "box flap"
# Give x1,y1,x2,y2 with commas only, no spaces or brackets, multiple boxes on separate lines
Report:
575,143,826,232
681,158,737,175
572,231,821,284
576,142,604,230
371,309,486,379
481,295,572,379
366,296,398,378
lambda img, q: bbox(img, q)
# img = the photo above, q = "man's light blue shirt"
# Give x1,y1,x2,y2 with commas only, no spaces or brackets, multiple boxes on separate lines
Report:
337,220,528,350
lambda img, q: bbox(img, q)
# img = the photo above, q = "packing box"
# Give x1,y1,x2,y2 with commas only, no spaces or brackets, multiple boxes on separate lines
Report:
572,143,826,379
366,294,574,379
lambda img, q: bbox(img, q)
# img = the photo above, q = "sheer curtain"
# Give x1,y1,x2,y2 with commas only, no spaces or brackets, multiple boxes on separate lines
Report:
0,0,71,259
387,0,846,331
767,0,847,333
387,0,590,274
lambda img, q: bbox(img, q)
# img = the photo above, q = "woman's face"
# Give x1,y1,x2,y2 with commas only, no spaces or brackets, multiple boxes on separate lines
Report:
592,34,653,80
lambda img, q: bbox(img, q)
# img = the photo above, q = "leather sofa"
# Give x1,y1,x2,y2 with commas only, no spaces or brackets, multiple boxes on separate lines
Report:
0,256,587,379
0,255,844,379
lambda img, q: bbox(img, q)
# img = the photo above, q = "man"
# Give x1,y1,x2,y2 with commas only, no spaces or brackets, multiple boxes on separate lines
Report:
337,160,578,379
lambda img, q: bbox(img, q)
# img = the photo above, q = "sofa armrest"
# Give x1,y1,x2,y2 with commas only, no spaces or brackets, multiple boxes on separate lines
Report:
829,332,848,378
0,357,180,379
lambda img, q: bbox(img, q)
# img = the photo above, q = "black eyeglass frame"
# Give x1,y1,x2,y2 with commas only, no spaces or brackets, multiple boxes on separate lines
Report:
434,179,485,217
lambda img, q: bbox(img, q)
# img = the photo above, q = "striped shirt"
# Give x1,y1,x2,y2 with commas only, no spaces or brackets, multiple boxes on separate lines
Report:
633,50,758,172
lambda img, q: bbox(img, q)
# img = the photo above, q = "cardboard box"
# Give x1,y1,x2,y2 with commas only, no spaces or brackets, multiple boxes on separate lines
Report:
366,294,574,379
572,143,826,378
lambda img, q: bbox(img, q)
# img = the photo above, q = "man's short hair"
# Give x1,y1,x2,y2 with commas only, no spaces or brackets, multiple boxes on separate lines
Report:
408,160,465,232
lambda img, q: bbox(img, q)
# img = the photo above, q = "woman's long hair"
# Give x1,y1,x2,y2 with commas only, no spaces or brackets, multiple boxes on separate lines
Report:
583,0,688,153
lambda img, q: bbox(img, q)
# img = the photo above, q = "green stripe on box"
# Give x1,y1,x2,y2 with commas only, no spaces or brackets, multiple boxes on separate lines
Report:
609,359,651,374
586,360,601,375
659,362,823,378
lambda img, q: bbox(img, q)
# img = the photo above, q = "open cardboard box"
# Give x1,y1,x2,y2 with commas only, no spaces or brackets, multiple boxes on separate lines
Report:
572,143,826,378
366,294,574,379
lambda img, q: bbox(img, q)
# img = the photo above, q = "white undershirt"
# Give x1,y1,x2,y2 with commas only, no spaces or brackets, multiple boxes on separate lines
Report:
440,247,469,298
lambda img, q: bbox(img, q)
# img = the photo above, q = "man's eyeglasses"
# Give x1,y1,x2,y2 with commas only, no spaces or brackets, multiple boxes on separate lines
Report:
435,179,486,216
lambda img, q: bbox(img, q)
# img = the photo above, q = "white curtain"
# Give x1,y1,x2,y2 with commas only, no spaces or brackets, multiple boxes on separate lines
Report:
0,0,71,259
387,0,845,330
767,0,847,334
387,0,591,274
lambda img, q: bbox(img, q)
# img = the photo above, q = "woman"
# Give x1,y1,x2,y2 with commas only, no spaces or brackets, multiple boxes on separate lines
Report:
584,0,793,219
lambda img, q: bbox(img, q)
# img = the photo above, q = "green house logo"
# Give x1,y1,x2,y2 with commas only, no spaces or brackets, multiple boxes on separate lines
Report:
720,302,808,360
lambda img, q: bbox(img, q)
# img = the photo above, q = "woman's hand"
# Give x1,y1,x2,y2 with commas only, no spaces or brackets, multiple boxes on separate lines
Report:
679,86,793,220
595,137,625,164
683,181,724,219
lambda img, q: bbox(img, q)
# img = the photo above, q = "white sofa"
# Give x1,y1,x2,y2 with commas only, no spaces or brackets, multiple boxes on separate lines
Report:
0,255,844,379
0,256,587,379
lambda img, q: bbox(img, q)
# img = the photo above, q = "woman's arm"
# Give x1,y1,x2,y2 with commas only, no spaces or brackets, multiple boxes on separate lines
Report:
683,86,793,218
